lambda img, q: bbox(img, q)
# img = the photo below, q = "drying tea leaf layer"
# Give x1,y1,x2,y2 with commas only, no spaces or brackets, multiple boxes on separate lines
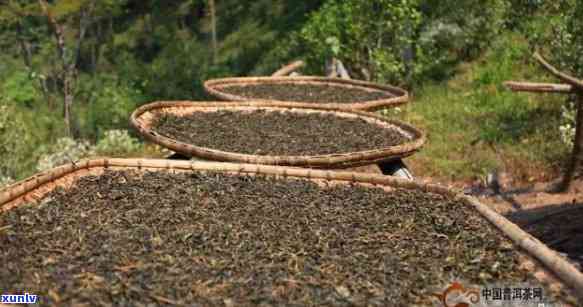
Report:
0,170,557,306
153,110,408,156
219,83,392,104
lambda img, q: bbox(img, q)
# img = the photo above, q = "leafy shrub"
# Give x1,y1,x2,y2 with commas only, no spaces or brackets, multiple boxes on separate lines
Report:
559,103,576,147
291,0,508,85
143,39,214,100
0,102,47,179
420,0,509,59
415,0,509,81
0,174,13,189
36,138,95,172
505,0,546,30
296,0,422,84
1,71,38,107
93,129,142,156
549,0,583,76
508,1,575,48
80,74,146,139
36,129,144,171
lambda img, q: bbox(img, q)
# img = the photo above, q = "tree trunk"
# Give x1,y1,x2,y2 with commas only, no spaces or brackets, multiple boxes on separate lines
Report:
209,0,218,64
559,93,583,192
15,21,53,109
15,23,32,68
401,19,415,83
38,0,94,137
63,72,74,138
39,0,73,136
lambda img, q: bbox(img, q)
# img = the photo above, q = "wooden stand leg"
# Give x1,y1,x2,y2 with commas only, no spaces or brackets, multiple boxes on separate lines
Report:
558,93,583,192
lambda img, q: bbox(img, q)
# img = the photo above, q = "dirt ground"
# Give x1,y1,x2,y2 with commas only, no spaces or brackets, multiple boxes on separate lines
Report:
425,173,583,272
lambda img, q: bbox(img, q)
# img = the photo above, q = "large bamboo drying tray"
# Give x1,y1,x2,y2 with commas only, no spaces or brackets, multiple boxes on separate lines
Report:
130,101,425,169
203,76,409,111
0,158,581,304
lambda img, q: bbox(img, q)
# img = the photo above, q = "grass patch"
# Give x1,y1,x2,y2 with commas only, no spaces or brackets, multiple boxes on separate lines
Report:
394,33,569,184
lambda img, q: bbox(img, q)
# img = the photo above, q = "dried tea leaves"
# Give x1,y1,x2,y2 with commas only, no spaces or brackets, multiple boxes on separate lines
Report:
0,170,558,306
153,110,408,156
219,83,392,104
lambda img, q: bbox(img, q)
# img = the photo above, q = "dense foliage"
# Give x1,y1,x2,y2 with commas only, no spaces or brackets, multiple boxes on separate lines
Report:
285,0,508,84
0,0,325,181
0,0,581,183
549,0,583,75
295,0,422,84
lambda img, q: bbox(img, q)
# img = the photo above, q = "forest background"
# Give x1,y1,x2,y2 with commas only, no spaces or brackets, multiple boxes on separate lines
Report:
0,0,582,187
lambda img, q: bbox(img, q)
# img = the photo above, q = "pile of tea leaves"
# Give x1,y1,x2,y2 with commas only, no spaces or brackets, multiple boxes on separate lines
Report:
219,83,393,103
153,110,409,156
0,170,562,306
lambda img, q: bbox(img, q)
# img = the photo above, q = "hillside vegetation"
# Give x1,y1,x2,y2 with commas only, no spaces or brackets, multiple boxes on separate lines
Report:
0,0,581,186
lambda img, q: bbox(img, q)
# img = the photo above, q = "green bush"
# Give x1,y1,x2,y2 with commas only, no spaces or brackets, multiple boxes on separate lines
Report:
291,0,508,85
36,129,144,172
416,0,509,81
505,0,545,29
93,129,142,156
0,102,52,179
145,40,209,100
297,0,422,84
0,174,13,189
36,137,94,172
420,0,508,58
549,0,582,75
1,71,38,107
507,1,574,48
80,74,146,139
559,103,576,147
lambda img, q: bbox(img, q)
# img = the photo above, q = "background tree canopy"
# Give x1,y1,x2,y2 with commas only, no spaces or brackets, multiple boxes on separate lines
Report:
0,0,581,184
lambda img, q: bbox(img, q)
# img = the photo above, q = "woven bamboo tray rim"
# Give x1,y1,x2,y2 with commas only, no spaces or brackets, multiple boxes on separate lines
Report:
0,158,581,303
203,76,409,111
130,101,426,168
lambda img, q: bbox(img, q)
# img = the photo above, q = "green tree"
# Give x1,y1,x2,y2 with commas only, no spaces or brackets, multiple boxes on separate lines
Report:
549,0,582,75
0,1,53,107
296,0,422,84
289,0,509,84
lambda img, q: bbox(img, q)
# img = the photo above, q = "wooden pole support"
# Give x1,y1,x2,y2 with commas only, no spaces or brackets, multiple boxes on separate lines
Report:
558,93,583,192
272,60,305,77
504,81,574,94
534,52,583,91
505,51,583,193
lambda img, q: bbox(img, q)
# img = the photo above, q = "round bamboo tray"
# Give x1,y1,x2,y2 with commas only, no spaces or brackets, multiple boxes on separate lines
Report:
0,158,581,305
130,101,425,169
203,76,409,111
